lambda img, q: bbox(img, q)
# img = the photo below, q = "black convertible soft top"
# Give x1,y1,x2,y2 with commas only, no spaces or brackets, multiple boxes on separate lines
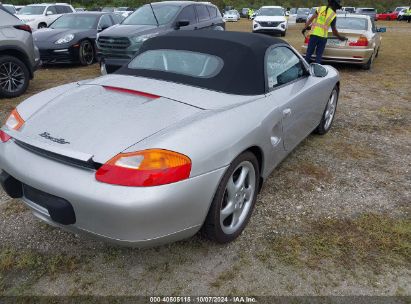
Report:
117,31,288,95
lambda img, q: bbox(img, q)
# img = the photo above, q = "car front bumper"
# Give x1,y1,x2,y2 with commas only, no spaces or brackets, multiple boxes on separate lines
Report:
253,23,286,34
301,45,375,65
37,45,81,64
0,139,227,247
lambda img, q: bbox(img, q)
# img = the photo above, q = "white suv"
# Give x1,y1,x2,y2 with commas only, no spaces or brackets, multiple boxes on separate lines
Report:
16,3,75,30
253,6,288,36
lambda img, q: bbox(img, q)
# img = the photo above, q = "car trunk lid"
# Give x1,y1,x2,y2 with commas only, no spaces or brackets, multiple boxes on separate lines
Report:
13,84,202,164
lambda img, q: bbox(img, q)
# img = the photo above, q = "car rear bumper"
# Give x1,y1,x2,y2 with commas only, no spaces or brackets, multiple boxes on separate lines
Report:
0,139,227,247
301,45,374,64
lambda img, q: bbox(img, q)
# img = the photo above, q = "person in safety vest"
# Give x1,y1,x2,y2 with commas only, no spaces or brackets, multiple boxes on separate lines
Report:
302,0,346,63
406,6,411,23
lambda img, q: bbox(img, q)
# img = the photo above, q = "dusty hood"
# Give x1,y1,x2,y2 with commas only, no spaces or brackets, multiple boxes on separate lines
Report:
14,84,202,163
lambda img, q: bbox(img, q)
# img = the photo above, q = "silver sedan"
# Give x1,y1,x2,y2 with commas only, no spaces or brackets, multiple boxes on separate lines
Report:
0,31,340,247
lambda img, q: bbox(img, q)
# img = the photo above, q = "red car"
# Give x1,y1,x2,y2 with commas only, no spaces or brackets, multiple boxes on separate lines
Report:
376,11,398,20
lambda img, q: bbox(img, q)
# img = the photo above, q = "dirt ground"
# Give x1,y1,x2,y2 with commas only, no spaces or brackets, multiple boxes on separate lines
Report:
0,20,410,296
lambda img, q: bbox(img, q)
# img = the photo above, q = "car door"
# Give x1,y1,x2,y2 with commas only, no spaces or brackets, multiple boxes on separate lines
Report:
369,19,381,54
195,5,212,29
265,46,325,152
175,5,198,30
206,5,224,28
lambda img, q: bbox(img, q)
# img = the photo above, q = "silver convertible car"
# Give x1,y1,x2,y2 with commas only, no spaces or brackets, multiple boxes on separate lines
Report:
0,31,340,246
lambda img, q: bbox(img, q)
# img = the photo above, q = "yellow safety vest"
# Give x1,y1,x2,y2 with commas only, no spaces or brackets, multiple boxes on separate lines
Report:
406,8,411,16
311,6,336,38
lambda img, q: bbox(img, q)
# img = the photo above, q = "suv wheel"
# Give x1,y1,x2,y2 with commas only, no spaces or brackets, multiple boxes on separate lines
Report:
0,56,30,98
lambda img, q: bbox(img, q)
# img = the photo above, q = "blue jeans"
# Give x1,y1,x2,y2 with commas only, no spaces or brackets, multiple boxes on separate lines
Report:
305,35,327,64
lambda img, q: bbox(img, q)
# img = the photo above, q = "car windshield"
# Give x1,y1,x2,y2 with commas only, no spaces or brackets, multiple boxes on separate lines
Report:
122,4,180,25
3,5,16,14
336,17,368,30
50,14,98,29
128,49,223,78
297,8,309,14
259,8,284,16
395,7,404,12
226,10,237,14
358,8,376,12
18,5,45,15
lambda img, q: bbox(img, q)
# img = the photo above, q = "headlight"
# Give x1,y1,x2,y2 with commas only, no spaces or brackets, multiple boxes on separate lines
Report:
55,34,74,45
130,33,158,44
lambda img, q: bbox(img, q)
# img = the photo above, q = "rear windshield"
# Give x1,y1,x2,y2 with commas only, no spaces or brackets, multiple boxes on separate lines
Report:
123,4,180,25
336,17,368,30
128,49,223,78
18,5,45,15
358,8,376,12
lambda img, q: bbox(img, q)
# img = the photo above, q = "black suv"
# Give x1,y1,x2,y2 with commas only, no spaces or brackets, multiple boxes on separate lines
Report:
97,1,225,74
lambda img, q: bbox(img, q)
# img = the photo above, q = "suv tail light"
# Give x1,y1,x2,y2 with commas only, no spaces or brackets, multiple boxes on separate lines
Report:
14,24,32,33
349,36,369,47
96,149,191,187
1,109,25,143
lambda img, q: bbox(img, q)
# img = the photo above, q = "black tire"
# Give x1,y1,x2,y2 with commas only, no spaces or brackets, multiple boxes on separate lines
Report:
314,86,339,135
375,47,380,58
0,55,30,98
38,23,47,29
362,56,373,70
201,151,260,243
78,40,95,66
281,31,286,37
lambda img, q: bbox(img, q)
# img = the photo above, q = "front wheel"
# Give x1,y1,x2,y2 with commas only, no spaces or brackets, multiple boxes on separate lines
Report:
201,151,260,243
79,40,95,66
314,86,339,135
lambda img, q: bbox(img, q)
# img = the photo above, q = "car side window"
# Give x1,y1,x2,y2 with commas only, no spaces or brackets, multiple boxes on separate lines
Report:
177,6,197,24
46,6,57,15
195,5,210,22
206,6,218,18
99,15,113,29
266,46,307,89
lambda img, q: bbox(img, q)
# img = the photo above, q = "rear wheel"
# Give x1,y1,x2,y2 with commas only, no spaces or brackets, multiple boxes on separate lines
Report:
201,151,260,243
362,56,373,70
314,86,339,135
0,55,30,98
79,40,94,66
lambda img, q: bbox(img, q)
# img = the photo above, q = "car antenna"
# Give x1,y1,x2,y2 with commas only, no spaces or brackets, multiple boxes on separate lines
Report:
149,3,160,26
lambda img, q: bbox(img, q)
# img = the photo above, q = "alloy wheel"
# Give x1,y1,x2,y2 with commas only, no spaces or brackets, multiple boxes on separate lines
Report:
81,41,94,65
0,62,25,94
324,89,337,130
220,161,256,235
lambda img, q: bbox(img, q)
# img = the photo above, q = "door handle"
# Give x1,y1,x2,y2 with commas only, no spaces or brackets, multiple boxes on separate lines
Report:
283,108,292,117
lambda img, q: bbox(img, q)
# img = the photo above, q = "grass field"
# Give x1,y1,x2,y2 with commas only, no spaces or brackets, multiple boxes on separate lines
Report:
0,20,410,296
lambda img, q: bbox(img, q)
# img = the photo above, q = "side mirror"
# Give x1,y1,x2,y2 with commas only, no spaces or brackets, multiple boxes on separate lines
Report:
377,27,386,33
175,20,190,29
310,63,328,77
46,10,54,15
